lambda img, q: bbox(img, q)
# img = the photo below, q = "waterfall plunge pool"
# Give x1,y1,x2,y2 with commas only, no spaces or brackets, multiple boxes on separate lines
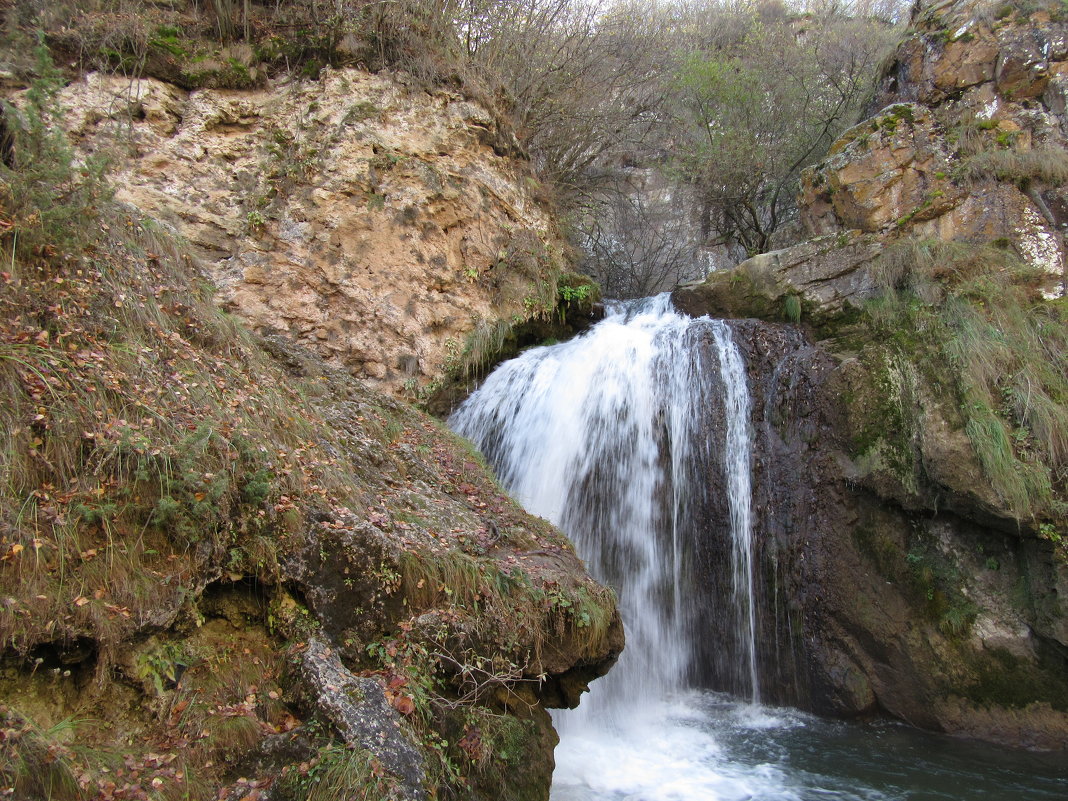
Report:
449,296,1068,801
550,692,1068,800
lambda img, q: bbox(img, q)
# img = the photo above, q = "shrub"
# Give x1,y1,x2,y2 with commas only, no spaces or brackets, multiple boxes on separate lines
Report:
0,38,110,258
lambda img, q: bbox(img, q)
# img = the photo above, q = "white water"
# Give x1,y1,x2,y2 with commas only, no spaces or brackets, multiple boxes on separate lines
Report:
448,296,1068,801
449,296,762,765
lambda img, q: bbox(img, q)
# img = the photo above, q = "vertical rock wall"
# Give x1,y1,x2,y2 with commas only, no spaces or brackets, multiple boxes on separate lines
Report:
58,68,567,397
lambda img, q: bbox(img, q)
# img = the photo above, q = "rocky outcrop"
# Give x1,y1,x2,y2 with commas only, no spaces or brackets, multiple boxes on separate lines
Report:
686,0,1068,319
56,68,566,398
0,191,620,799
660,315,1068,749
674,0,1068,750
301,638,426,799
673,231,884,322
802,104,963,235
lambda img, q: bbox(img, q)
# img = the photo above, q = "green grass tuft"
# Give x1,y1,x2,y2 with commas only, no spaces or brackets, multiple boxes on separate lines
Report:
862,237,1068,522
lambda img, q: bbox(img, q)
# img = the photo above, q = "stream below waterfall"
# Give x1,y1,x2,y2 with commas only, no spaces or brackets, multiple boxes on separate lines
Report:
549,691,1068,800
449,296,1068,801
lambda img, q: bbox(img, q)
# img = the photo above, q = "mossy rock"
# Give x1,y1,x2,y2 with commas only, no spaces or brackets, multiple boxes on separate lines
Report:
671,233,883,329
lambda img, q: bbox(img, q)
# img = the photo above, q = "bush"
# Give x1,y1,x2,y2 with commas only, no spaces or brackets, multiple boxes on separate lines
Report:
0,37,110,258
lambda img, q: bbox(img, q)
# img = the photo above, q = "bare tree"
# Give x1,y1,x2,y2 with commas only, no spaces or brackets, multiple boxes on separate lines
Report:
579,184,708,298
456,0,669,196
668,3,899,258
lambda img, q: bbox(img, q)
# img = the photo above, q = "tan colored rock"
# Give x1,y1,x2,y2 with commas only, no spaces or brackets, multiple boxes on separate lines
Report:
58,69,563,397
931,34,1000,98
934,698,1068,751
996,24,1052,99
801,104,962,235
912,183,1065,284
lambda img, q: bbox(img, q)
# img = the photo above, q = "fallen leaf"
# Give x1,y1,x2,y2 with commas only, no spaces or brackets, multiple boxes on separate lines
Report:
392,694,415,715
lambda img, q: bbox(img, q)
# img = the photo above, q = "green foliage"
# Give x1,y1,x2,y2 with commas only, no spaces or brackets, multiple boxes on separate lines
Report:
558,283,591,304
0,37,111,258
784,294,802,323
246,209,267,230
1039,522,1068,561
672,10,897,257
136,640,189,695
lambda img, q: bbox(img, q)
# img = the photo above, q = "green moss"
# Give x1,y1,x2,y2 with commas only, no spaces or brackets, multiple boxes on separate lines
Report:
888,104,915,123
851,238,1068,523
966,647,1068,711
148,26,188,59
846,346,918,485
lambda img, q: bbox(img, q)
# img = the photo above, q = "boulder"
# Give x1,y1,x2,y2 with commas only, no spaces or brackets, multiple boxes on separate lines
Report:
672,233,883,322
801,104,962,235
301,637,427,800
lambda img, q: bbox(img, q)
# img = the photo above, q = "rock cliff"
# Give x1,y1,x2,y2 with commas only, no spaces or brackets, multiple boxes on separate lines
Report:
679,0,1068,320
675,0,1068,750
57,67,568,399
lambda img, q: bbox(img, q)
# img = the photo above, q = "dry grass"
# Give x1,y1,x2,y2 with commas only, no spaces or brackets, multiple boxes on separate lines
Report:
277,743,403,801
865,237,1068,521
25,0,475,91
960,147,1068,187
0,709,82,800
0,67,361,657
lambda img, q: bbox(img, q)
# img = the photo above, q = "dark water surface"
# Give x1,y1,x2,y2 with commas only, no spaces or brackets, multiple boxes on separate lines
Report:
551,692,1068,801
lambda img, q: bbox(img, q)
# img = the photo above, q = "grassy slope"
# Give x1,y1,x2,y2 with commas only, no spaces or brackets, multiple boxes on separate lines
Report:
848,238,1068,534
0,51,617,801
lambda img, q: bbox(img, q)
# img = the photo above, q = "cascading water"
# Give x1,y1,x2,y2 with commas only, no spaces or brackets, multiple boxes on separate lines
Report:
449,294,759,718
448,295,1068,801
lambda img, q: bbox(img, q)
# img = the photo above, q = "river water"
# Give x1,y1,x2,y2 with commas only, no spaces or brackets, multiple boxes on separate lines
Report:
448,296,1068,801
549,692,1068,800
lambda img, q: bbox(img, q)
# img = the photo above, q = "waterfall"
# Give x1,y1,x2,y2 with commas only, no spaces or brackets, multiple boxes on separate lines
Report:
713,327,759,703
446,296,1068,801
449,295,759,717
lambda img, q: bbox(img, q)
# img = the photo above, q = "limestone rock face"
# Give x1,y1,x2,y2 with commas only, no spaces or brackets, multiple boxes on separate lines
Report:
58,69,563,397
801,104,962,235
673,233,884,321
858,0,1068,292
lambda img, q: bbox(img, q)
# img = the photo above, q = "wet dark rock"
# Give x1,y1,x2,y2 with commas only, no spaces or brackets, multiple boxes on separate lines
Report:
702,318,1068,750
